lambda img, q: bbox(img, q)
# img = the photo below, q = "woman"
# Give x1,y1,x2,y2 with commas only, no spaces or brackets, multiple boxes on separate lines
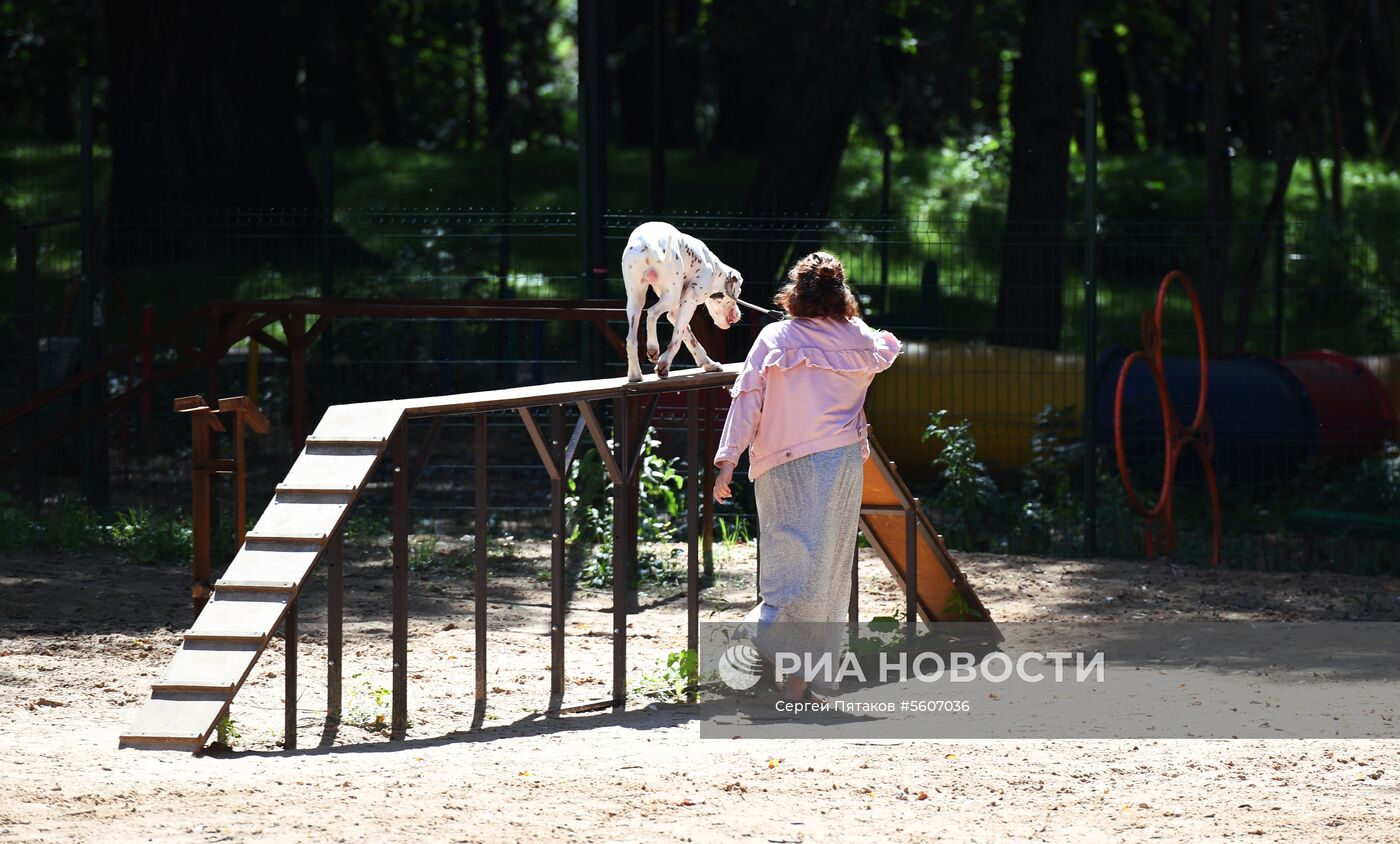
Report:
713,251,902,702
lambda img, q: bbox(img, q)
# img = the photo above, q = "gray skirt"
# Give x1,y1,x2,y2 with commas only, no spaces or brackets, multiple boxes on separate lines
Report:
742,442,863,689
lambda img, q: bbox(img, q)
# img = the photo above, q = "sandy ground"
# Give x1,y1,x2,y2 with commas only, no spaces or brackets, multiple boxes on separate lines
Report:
3,537,1400,843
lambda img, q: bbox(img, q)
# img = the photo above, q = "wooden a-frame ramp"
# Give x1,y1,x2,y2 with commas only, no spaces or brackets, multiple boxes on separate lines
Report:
120,365,995,753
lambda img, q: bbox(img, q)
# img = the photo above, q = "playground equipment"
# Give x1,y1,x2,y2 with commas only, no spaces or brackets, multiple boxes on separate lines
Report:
865,342,1083,473
1107,271,1222,567
175,395,270,618
0,298,629,493
120,366,994,753
1278,350,1395,463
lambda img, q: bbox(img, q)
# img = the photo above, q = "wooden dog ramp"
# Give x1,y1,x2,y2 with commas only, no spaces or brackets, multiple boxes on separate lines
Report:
119,401,402,752
859,435,996,628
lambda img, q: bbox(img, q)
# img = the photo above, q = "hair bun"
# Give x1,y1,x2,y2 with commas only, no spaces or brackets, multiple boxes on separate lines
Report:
815,263,839,281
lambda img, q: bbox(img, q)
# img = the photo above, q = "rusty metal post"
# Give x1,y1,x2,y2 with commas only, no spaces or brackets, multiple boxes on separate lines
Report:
391,430,408,740
288,318,309,451
612,396,630,709
284,596,298,750
474,413,489,703
550,404,566,696
186,405,218,619
231,407,248,545
686,390,699,702
326,530,343,723
905,498,919,632
701,388,715,579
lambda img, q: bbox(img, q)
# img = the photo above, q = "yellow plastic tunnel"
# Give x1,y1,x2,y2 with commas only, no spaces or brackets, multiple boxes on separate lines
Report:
865,341,1086,478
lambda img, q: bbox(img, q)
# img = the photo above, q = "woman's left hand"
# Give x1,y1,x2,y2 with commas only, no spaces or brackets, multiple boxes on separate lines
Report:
714,462,735,503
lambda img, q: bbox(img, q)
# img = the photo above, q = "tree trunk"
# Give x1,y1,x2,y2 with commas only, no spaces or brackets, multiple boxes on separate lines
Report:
103,1,367,270
614,0,652,148
1090,28,1136,153
708,0,798,154
724,0,885,289
1203,0,1234,352
990,0,1083,351
667,0,702,148
478,0,509,146
1236,0,1276,158
1360,0,1399,160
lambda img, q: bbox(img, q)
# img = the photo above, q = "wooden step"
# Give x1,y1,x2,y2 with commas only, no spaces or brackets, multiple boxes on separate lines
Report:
214,580,296,593
276,444,381,495
188,592,288,642
217,543,320,590
160,641,261,691
304,401,401,446
245,494,351,543
119,692,229,751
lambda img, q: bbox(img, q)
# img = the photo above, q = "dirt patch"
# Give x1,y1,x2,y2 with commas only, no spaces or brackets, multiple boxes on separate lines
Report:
2,540,1399,842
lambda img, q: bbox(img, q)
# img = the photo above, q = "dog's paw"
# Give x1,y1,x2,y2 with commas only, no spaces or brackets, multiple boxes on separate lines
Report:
627,366,644,383
655,361,670,379
701,360,722,372
646,345,660,363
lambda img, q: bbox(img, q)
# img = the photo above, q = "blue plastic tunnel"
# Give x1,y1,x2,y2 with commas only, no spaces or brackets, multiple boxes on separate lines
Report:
1095,348,1319,484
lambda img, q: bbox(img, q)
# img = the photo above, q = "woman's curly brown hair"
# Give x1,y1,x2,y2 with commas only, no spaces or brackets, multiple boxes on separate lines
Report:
773,251,858,319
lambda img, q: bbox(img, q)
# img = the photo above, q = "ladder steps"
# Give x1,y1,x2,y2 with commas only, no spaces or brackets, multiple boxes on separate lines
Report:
280,446,380,494
245,494,351,543
151,680,237,694
119,692,230,750
214,580,296,592
183,631,268,643
187,593,288,640
219,544,320,587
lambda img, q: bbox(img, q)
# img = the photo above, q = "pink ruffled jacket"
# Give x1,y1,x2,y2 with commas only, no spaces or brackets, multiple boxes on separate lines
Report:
714,317,903,479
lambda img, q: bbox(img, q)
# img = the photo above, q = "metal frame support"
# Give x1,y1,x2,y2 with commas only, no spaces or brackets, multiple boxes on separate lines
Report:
905,498,919,632
686,390,700,701
519,405,569,699
284,596,298,750
702,389,715,579
550,405,567,696
391,430,409,740
474,414,489,705
326,530,343,723
611,397,631,709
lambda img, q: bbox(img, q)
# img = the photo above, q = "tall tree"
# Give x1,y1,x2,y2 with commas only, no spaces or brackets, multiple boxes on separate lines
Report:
727,0,886,286
479,0,509,145
1089,20,1136,153
990,0,1084,350
1236,0,1276,158
707,0,800,153
1202,0,1234,349
104,1,328,263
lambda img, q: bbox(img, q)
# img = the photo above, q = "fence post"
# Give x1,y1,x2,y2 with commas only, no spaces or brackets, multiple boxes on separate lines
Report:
78,72,107,507
1081,86,1099,559
318,117,336,408
1273,222,1286,358
17,227,39,506
880,131,891,314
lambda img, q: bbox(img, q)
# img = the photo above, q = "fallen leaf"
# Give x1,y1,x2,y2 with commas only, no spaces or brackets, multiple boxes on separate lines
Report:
944,753,957,760
767,758,783,769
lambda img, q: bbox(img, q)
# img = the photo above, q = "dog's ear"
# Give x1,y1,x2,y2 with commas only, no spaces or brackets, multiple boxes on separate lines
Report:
725,272,742,298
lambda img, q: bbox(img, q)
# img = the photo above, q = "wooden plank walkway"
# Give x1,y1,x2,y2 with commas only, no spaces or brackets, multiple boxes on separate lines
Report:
120,363,994,753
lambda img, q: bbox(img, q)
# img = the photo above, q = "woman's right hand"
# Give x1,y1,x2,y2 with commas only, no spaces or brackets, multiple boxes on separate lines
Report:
714,462,735,503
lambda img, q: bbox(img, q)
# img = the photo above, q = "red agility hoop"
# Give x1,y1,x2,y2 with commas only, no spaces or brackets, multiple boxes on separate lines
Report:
1112,270,1222,567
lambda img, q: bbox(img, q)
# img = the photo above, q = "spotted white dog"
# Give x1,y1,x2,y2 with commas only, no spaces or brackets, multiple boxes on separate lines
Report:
620,221,743,382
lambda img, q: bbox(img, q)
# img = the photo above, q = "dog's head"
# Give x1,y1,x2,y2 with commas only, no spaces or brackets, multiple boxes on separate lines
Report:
702,266,743,329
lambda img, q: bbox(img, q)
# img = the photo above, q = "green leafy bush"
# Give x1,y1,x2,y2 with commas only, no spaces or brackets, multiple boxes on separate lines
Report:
107,505,192,565
567,427,687,587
